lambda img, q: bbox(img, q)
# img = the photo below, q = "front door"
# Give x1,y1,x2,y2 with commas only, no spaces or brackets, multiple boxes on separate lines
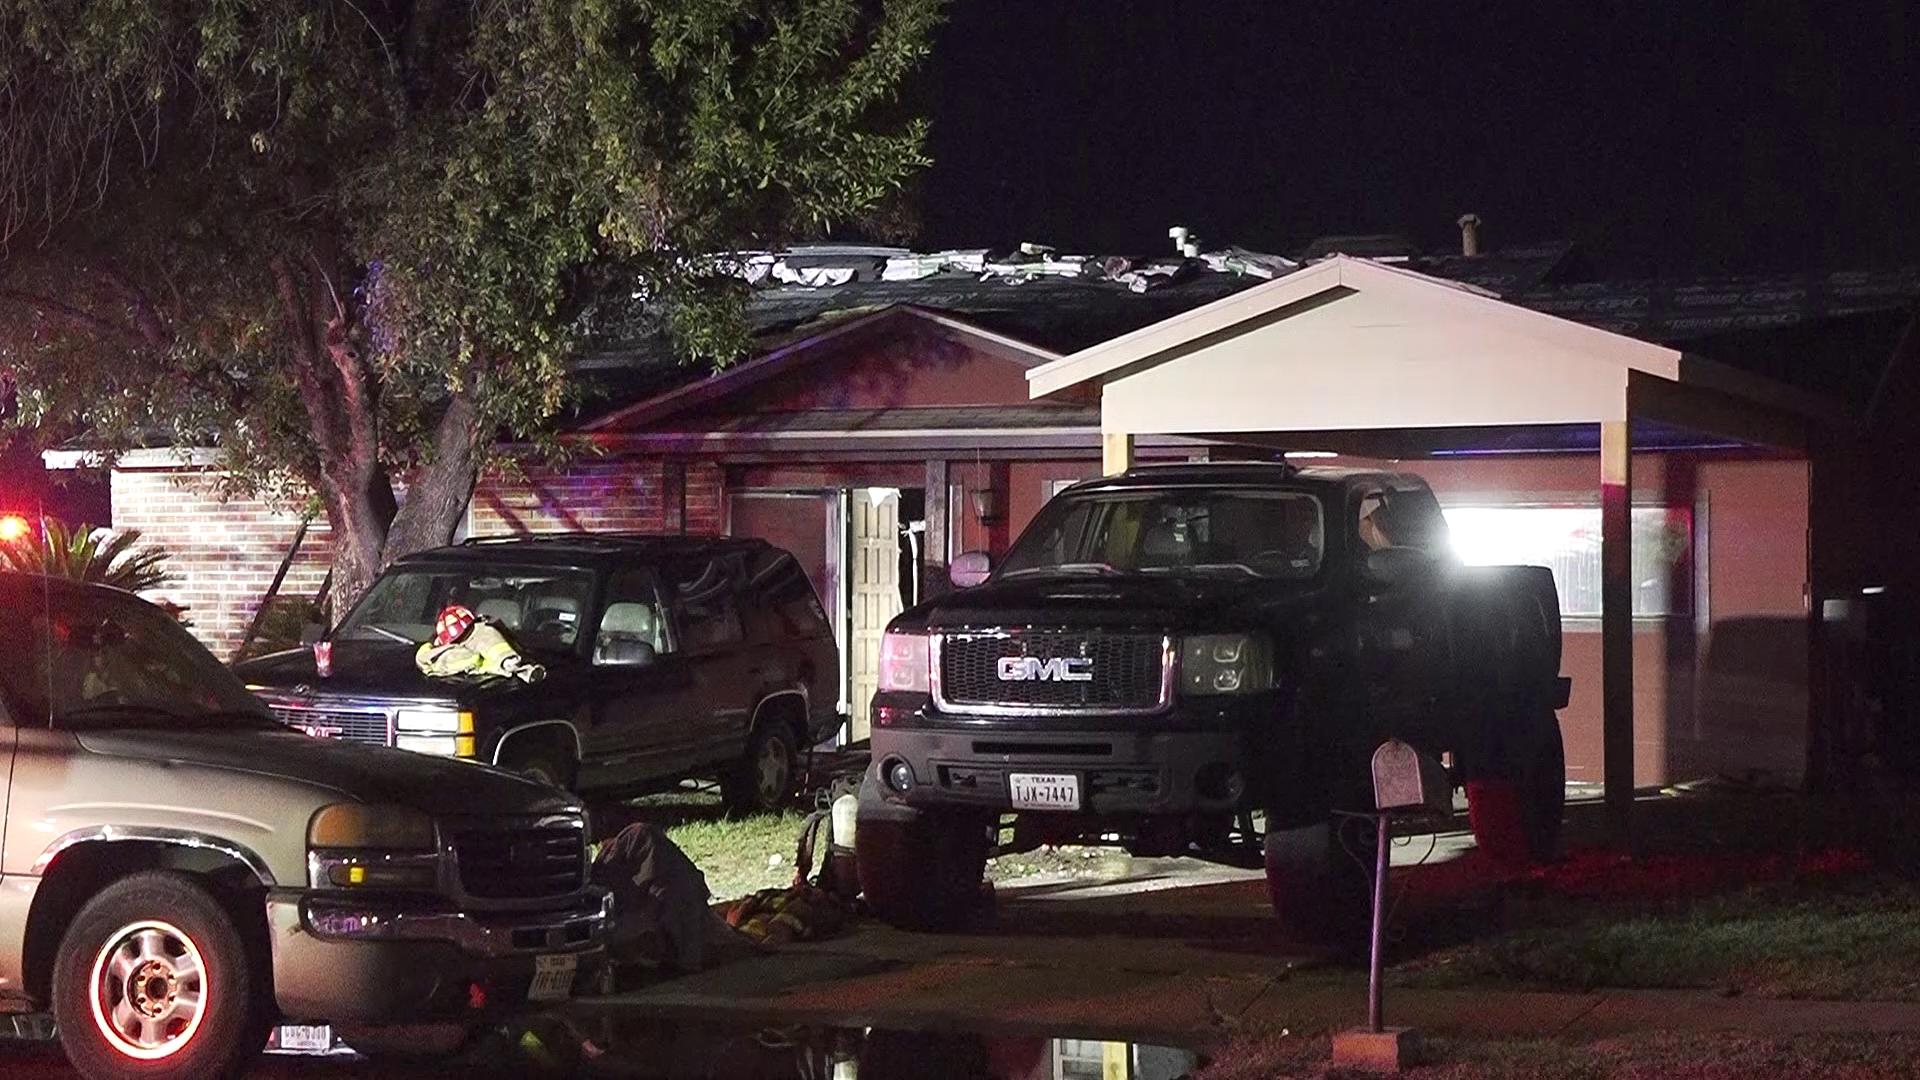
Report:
847,489,904,742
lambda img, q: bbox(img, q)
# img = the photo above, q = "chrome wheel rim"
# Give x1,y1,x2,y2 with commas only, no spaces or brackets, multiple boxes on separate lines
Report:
756,736,790,804
89,920,208,1060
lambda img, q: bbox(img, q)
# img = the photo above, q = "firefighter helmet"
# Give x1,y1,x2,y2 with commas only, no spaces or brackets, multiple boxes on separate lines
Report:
433,604,477,646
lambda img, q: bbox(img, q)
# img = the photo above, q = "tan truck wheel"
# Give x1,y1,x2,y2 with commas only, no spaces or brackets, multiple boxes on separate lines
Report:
52,871,268,1080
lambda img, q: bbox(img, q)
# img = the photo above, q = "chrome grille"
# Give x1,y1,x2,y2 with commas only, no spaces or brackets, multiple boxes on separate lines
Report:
935,631,1171,715
449,820,587,901
266,704,391,746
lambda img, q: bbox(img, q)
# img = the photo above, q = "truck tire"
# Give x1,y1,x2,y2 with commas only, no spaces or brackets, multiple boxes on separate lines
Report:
722,723,797,817
52,871,270,1080
1262,819,1371,947
854,777,992,931
1518,720,1566,863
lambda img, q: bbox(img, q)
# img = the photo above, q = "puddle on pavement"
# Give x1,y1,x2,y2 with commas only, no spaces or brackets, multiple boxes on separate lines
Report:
560,1017,1205,1080
279,1014,1206,1079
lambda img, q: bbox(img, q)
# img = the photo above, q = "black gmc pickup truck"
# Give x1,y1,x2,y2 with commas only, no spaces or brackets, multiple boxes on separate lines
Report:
855,463,1568,932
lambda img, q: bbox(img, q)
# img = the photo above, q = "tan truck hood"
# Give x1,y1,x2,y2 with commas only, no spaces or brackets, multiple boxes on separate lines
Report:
73,728,578,818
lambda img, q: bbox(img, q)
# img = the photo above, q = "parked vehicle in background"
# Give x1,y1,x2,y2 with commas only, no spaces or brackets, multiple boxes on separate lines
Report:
858,463,1569,933
0,573,608,1080
236,535,843,815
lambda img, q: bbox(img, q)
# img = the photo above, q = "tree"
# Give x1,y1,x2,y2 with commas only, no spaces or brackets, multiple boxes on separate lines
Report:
0,0,943,610
0,519,173,594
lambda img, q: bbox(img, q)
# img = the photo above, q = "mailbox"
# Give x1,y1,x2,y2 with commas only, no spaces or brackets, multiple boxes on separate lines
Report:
1370,739,1451,816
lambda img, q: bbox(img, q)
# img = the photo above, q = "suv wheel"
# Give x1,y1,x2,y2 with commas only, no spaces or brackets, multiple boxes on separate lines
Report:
854,777,992,931
53,871,268,1080
1263,819,1371,948
722,723,795,816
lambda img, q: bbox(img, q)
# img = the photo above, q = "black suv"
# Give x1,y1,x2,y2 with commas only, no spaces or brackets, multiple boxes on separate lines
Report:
236,535,841,814
856,463,1568,931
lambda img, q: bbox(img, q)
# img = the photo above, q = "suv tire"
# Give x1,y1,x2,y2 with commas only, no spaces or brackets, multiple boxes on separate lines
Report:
52,871,269,1080
722,723,796,817
1519,719,1566,863
854,778,992,931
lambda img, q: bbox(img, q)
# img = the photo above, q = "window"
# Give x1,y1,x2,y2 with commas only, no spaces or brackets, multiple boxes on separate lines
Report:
999,489,1326,580
596,571,669,663
1357,487,1450,553
667,557,745,651
337,566,596,653
1443,505,1694,618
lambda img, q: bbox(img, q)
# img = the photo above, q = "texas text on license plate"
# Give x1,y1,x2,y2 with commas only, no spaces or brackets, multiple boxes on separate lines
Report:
1009,772,1081,811
529,954,578,1002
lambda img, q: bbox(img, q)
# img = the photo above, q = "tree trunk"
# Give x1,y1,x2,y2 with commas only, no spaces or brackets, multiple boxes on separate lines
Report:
382,392,485,563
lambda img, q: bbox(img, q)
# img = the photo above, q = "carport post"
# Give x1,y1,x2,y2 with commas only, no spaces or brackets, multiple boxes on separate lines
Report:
1102,430,1135,476
1600,419,1635,844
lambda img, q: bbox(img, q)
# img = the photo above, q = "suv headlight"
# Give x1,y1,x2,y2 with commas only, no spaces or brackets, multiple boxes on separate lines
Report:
308,804,440,890
1180,634,1275,696
394,708,476,758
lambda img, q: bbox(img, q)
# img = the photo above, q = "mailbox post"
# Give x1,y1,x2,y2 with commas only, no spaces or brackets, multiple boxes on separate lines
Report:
1332,738,1450,1073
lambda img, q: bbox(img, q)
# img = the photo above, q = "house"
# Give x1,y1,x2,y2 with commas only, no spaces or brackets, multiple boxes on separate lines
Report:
56,235,1920,789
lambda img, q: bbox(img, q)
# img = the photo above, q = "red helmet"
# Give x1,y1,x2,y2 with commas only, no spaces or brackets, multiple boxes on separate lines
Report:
433,604,477,646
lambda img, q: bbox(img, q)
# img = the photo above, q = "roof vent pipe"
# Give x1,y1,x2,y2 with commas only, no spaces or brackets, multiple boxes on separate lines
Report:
1456,213,1483,257
1169,225,1191,256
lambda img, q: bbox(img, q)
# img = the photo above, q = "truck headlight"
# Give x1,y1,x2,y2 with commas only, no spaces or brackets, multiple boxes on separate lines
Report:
308,804,441,890
309,803,437,850
394,708,476,758
1180,634,1275,696
877,630,930,694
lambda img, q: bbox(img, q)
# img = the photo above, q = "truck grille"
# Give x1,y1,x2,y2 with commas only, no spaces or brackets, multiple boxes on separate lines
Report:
935,631,1170,714
265,704,391,747
449,820,587,901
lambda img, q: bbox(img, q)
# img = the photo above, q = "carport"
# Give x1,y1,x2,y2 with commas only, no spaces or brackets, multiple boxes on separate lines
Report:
1025,255,1841,841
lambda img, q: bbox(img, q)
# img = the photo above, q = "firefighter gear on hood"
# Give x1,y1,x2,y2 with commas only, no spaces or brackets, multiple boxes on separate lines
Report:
416,604,547,683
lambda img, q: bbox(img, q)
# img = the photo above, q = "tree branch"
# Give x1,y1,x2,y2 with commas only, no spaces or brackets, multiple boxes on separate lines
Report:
0,287,142,344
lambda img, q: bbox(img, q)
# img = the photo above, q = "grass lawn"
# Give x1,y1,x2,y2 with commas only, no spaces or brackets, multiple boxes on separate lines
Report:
1394,866,1920,1001
1199,1031,1920,1080
617,791,1131,901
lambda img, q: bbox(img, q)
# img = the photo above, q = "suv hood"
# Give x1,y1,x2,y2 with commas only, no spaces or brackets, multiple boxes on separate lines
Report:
74,728,578,817
900,570,1326,633
234,641,565,706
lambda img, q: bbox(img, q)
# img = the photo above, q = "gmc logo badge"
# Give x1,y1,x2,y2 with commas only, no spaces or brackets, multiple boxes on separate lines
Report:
997,656,1094,682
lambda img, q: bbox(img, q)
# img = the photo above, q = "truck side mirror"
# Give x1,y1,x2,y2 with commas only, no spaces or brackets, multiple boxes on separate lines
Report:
1361,547,1433,591
950,551,992,589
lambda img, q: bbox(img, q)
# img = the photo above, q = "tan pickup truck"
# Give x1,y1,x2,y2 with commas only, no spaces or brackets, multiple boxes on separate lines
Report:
0,573,609,1079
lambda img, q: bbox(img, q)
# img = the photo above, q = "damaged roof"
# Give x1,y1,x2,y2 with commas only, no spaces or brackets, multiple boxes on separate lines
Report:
573,236,1920,424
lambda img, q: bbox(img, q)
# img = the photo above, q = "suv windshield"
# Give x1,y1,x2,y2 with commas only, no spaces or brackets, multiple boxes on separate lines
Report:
0,585,271,730
336,565,597,654
998,488,1326,580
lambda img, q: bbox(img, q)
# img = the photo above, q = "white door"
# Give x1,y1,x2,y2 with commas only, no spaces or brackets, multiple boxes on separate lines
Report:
846,489,903,742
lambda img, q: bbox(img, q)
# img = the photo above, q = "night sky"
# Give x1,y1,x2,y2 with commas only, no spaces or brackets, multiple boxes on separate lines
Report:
916,2,1919,277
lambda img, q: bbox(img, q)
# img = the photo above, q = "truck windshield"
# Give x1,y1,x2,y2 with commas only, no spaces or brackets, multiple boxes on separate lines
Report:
0,586,273,730
998,489,1326,580
336,565,597,654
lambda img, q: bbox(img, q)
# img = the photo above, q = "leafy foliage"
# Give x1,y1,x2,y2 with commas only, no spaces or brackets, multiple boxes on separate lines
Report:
0,519,174,594
0,0,944,605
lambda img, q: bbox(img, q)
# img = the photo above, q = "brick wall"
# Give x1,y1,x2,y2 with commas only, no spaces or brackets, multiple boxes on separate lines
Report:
111,456,725,659
468,458,725,537
111,469,333,660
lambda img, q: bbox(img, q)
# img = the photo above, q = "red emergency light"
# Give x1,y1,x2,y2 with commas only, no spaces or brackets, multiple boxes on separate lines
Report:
0,514,31,544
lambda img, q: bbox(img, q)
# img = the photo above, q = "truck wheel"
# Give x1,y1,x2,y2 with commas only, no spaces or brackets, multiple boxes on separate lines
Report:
1262,819,1371,947
722,723,796,817
1519,720,1566,863
53,871,269,1080
855,778,992,931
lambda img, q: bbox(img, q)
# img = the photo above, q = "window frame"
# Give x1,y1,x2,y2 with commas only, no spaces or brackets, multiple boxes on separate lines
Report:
663,554,749,654
1440,500,1698,622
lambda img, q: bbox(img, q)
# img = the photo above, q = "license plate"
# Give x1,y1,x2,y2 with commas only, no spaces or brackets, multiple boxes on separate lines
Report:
1009,772,1081,811
274,1024,333,1053
529,954,578,1002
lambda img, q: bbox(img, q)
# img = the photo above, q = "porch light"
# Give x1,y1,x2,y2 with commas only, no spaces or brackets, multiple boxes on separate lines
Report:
970,487,1002,525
